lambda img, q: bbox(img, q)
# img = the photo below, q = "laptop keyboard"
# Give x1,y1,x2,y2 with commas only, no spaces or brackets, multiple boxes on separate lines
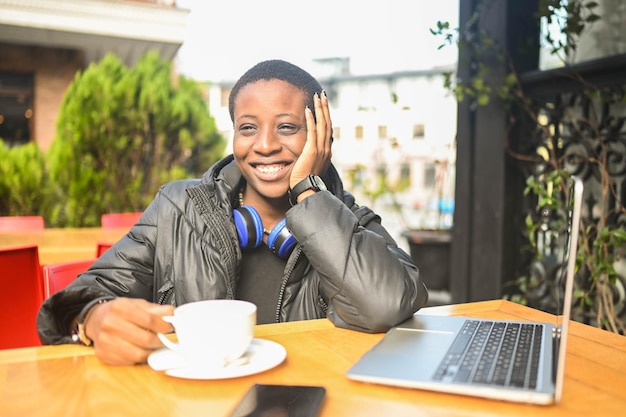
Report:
433,320,543,388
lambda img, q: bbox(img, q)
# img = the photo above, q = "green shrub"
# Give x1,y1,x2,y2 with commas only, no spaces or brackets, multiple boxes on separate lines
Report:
46,51,225,227
0,142,50,219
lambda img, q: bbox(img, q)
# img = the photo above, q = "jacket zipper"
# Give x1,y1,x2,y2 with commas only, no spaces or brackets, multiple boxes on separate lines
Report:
275,246,302,323
157,286,173,305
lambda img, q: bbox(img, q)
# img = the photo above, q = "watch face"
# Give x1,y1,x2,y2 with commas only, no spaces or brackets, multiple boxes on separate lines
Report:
313,175,327,191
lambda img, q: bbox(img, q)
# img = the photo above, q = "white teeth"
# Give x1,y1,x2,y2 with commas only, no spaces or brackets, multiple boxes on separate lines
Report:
256,165,282,174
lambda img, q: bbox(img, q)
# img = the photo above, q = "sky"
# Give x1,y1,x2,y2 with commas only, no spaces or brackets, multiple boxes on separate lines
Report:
174,0,459,82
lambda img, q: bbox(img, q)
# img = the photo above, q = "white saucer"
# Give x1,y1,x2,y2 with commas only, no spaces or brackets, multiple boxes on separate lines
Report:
147,338,286,380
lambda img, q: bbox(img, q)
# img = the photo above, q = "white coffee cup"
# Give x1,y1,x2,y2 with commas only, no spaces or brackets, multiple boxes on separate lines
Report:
157,299,257,368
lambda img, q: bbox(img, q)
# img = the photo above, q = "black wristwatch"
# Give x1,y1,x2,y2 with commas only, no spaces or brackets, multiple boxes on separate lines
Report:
288,174,327,205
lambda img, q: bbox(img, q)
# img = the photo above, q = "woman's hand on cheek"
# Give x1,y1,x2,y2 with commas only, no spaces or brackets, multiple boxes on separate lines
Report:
290,92,333,188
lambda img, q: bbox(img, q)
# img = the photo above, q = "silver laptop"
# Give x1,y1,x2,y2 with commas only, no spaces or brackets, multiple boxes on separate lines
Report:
347,176,584,405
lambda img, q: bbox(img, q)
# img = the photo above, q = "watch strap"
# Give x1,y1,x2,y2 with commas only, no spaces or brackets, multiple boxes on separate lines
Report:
288,175,324,206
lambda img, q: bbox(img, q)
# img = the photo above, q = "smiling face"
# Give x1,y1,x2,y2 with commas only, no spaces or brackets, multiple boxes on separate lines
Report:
233,79,308,204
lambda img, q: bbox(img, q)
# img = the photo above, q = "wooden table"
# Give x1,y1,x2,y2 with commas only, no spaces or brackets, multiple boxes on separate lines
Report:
1,300,624,417
0,228,128,264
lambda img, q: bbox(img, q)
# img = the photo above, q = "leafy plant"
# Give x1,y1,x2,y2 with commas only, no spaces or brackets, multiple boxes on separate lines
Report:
431,0,601,108
47,51,225,227
0,142,51,219
432,0,626,333
518,168,626,333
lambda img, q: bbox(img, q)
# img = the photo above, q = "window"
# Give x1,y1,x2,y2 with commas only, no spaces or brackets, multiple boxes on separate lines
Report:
378,125,387,139
355,125,363,140
539,0,626,69
400,162,411,184
0,72,34,147
424,162,436,188
413,123,425,139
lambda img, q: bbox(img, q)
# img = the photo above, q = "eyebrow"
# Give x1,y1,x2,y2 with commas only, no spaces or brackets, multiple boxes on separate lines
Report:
235,114,257,122
235,112,300,122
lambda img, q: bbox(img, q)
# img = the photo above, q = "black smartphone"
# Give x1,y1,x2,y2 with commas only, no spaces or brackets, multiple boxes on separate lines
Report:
227,384,326,417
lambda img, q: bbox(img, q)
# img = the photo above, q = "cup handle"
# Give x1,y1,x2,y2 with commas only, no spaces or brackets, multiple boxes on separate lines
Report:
157,316,181,352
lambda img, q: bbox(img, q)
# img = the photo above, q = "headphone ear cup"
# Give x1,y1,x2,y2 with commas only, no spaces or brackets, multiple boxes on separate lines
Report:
267,218,297,259
234,206,264,249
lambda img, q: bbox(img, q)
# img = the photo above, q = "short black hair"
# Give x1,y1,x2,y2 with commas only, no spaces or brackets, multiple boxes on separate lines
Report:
228,59,323,122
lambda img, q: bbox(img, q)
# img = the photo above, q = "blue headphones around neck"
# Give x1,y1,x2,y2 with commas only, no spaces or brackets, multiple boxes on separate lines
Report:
234,205,297,259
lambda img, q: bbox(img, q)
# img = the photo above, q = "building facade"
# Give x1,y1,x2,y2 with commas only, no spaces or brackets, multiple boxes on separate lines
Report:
1,1,459,255
208,59,458,235
0,0,188,150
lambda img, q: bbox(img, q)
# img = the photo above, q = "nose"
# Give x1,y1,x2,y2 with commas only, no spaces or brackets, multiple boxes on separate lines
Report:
253,128,281,154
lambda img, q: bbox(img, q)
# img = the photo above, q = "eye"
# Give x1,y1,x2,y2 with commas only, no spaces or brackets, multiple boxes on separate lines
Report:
277,124,303,135
238,124,257,136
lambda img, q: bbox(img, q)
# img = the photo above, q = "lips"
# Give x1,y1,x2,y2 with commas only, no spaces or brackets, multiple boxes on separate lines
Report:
250,162,291,182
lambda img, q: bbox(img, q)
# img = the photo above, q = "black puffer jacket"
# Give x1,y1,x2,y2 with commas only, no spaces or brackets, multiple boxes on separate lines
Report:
37,156,428,344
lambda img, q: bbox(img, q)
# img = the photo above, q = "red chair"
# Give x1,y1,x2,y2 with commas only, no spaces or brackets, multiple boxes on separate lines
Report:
0,216,45,231
42,259,95,299
101,212,142,229
96,242,114,257
0,245,44,348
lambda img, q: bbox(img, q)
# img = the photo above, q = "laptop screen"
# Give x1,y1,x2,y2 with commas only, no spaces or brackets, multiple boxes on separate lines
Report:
553,176,584,400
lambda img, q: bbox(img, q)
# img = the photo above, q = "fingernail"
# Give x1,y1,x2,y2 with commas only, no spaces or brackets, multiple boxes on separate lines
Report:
322,90,327,97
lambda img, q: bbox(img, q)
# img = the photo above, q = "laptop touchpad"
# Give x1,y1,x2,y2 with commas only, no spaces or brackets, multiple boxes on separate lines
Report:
352,328,456,378
374,328,456,358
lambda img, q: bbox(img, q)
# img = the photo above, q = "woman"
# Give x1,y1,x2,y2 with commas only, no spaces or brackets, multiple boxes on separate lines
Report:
37,59,429,365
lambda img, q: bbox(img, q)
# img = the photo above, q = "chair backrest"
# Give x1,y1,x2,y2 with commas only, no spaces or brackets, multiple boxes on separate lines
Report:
0,245,44,349
101,212,142,229
42,259,95,299
96,242,114,257
0,216,45,231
